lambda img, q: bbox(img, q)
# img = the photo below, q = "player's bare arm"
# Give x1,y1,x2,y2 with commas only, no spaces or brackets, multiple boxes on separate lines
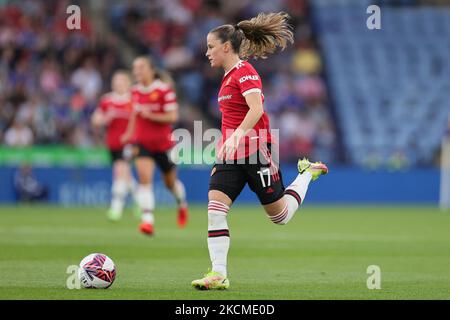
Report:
120,110,137,144
91,109,113,127
91,109,106,127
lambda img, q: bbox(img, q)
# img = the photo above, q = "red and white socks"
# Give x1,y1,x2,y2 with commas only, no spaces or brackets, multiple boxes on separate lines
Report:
110,179,128,215
110,178,139,216
171,179,187,208
206,173,312,277
207,200,230,277
269,172,312,225
136,184,155,225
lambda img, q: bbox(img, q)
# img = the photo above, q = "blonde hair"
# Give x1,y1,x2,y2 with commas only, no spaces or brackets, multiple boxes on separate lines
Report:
210,12,294,60
133,55,175,87
112,69,131,81
111,69,131,92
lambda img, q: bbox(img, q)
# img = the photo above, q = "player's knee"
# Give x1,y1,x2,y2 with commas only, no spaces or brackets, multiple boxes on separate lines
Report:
162,169,177,189
208,190,232,207
135,159,154,184
267,204,289,225
163,177,175,189
138,174,152,185
113,160,128,177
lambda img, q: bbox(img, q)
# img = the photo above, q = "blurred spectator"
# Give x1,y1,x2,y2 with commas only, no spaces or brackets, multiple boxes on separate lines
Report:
4,118,33,147
70,57,102,104
363,150,383,170
14,164,48,202
164,37,195,71
292,47,322,75
0,0,124,148
39,58,61,94
387,150,409,171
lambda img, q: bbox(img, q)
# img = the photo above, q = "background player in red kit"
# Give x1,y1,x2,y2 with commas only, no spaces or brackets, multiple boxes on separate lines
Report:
121,56,188,235
91,70,138,221
192,12,329,290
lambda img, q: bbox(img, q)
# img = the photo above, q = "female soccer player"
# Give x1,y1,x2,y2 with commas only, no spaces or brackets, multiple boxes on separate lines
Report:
92,70,138,221
121,56,188,235
191,12,328,290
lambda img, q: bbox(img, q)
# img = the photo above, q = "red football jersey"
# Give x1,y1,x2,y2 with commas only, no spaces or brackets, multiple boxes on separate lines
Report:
98,92,133,151
131,80,178,152
217,60,272,160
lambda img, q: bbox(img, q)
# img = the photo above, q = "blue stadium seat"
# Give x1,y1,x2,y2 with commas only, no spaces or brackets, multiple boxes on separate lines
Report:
313,4,450,166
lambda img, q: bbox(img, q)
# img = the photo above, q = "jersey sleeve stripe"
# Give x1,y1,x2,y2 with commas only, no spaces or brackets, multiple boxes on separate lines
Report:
163,102,178,111
242,88,262,96
165,92,176,100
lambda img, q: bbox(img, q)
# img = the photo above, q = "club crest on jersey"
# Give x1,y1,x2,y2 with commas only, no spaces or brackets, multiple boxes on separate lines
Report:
239,75,259,83
149,92,159,100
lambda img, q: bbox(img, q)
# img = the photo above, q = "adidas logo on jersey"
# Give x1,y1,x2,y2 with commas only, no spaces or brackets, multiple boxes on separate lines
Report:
236,61,245,69
239,75,259,83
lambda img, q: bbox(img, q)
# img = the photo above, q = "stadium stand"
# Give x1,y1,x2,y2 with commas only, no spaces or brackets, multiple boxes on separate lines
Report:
0,0,125,148
312,0,450,167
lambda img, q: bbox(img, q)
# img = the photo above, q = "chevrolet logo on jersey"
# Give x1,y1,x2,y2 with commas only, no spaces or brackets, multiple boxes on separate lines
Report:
218,95,232,102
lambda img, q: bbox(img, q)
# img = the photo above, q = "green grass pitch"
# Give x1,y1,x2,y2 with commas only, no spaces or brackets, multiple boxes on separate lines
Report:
0,204,449,299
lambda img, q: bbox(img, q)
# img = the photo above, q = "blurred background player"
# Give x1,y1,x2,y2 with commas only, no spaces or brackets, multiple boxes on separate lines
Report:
91,70,138,221
191,12,328,290
121,56,188,235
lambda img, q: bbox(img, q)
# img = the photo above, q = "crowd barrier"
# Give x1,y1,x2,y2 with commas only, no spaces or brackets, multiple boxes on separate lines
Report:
0,166,439,205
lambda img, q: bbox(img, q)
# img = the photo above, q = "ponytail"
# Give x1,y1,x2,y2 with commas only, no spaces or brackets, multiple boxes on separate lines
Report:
210,12,294,60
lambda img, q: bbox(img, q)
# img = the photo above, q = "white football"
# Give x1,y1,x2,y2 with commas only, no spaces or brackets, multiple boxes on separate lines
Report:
78,253,116,289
